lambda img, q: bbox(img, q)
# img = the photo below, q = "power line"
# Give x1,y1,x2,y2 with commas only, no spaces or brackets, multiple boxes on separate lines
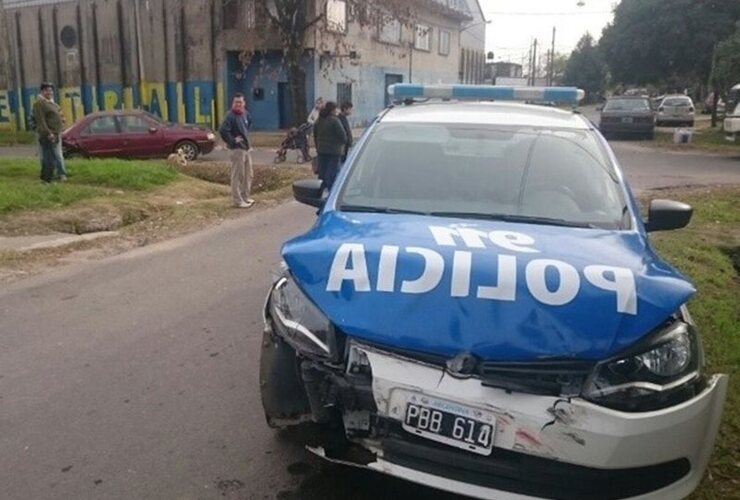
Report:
484,11,611,16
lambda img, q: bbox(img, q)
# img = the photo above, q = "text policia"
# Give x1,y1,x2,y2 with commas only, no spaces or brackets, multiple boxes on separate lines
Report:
326,226,637,315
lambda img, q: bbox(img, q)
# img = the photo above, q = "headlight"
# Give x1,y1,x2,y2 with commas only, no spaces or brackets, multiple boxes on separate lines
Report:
268,272,335,358
583,309,704,412
206,132,215,141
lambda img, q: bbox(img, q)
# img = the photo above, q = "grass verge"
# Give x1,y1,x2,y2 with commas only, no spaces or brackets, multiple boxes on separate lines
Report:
0,129,35,146
640,185,740,499
653,127,740,155
0,159,312,279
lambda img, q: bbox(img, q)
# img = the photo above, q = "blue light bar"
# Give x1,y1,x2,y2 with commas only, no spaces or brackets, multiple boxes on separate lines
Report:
388,84,585,104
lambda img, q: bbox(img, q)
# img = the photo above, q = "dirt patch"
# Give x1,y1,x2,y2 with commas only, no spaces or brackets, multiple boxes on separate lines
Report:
178,162,285,193
0,165,312,283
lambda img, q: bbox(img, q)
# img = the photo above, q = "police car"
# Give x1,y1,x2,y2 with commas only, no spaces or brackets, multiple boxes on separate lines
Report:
259,84,728,500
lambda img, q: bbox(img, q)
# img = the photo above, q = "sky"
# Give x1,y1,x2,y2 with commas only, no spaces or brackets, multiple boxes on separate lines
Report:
479,0,616,65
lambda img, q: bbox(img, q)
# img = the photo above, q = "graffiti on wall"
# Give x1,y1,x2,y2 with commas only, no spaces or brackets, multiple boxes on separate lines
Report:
0,81,224,130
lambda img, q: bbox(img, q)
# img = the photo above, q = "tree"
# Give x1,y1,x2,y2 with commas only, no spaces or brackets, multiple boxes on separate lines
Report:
550,53,569,85
599,0,740,88
245,0,468,125
709,26,740,126
562,34,606,103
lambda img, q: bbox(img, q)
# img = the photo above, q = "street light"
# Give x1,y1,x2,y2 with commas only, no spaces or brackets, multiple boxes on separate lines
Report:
460,20,492,33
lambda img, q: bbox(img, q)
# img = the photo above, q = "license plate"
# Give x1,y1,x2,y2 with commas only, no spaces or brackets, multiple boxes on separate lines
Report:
402,395,495,456
622,117,633,123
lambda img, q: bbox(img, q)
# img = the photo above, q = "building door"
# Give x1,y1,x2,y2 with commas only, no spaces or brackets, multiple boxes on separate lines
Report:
278,82,294,129
337,83,352,105
385,74,403,106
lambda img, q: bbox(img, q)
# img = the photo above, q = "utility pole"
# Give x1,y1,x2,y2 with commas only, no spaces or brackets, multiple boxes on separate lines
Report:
531,38,538,85
549,26,556,86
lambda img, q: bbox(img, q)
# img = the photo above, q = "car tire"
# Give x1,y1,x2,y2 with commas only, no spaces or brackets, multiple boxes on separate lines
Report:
259,327,311,429
175,140,199,161
687,120,695,128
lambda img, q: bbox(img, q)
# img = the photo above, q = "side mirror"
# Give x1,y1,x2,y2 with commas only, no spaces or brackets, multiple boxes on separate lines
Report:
645,199,693,232
293,179,324,208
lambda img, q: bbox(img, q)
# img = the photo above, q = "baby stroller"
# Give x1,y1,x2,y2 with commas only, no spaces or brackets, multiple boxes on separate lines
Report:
274,122,313,164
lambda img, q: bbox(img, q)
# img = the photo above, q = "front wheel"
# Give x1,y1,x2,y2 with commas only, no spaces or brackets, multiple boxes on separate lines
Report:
175,141,199,161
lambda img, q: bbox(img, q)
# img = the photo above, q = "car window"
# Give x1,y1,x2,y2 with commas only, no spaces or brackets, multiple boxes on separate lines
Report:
120,115,156,133
85,116,119,134
339,123,628,229
662,98,691,106
603,99,650,111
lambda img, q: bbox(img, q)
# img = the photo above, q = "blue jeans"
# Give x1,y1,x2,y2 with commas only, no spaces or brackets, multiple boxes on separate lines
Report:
317,153,341,191
37,137,66,178
39,137,61,183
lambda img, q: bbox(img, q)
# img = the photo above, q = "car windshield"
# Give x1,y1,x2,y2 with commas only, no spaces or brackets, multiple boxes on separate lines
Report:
338,123,628,230
604,99,650,111
663,98,691,106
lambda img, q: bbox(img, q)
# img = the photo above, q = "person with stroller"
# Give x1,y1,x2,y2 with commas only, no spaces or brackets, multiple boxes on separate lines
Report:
313,101,347,191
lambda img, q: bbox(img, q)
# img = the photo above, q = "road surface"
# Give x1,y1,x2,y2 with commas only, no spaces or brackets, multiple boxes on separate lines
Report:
1,146,738,500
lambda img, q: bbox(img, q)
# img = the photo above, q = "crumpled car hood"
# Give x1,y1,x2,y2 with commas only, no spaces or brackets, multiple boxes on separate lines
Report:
282,212,694,361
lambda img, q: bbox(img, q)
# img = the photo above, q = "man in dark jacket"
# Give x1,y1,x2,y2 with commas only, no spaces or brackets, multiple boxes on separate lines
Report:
218,93,254,208
313,101,347,191
338,102,353,163
32,82,64,184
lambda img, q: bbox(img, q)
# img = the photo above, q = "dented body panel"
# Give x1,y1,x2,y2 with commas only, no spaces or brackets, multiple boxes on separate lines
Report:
282,213,695,361
311,343,728,500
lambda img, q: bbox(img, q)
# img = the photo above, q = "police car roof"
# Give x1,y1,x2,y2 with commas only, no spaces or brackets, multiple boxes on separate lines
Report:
380,101,592,130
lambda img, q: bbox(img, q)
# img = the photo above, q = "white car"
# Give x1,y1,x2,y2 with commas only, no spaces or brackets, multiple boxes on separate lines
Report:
724,102,740,141
260,84,728,500
656,95,695,127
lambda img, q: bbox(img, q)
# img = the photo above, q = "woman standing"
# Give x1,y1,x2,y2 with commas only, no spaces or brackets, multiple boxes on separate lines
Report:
313,101,347,191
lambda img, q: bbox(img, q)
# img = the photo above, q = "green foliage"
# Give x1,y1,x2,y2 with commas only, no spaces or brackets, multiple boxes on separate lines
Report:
600,0,740,86
0,130,35,146
0,158,178,214
562,34,606,102
710,28,740,96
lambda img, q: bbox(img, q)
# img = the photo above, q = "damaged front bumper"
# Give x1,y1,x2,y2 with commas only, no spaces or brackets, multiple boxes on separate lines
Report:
298,342,728,500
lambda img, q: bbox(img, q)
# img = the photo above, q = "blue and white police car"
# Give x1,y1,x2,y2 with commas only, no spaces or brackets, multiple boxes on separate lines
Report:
259,84,728,500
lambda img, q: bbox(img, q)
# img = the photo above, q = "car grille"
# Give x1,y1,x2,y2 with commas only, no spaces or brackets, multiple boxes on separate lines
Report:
477,360,594,396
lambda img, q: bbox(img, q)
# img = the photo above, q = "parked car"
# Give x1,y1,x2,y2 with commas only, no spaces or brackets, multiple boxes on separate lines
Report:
260,84,727,500
702,93,726,115
656,95,695,127
724,102,740,141
599,95,655,139
62,110,216,160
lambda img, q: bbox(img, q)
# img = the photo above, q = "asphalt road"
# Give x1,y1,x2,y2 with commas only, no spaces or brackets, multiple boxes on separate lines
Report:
1,146,739,500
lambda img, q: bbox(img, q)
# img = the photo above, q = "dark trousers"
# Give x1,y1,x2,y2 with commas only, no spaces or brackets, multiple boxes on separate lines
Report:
317,153,341,191
39,137,60,183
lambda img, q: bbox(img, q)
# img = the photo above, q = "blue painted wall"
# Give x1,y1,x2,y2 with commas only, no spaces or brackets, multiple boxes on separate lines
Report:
226,51,315,130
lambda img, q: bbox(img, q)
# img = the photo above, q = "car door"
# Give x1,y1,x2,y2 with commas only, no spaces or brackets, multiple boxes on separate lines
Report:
77,115,122,157
117,114,165,158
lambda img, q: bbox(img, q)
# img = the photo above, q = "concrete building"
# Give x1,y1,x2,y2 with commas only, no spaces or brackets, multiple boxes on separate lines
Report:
0,0,485,131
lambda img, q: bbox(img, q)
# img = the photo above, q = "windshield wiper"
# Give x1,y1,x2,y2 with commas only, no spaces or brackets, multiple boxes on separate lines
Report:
429,212,597,228
339,204,428,215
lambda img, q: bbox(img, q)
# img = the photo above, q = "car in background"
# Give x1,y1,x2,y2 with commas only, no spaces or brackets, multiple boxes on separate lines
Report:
62,110,216,161
656,95,695,127
724,102,740,141
702,93,726,115
599,95,655,139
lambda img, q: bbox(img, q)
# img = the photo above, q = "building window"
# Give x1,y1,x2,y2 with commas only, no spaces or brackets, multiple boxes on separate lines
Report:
378,15,402,44
337,83,352,106
439,30,450,56
222,0,238,30
326,0,347,33
414,25,431,51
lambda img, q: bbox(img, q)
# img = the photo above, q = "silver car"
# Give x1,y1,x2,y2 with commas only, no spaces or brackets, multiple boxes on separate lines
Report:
657,95,695,127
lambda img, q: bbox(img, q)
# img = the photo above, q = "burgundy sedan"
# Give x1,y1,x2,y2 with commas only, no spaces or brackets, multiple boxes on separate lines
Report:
62,110,216,160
